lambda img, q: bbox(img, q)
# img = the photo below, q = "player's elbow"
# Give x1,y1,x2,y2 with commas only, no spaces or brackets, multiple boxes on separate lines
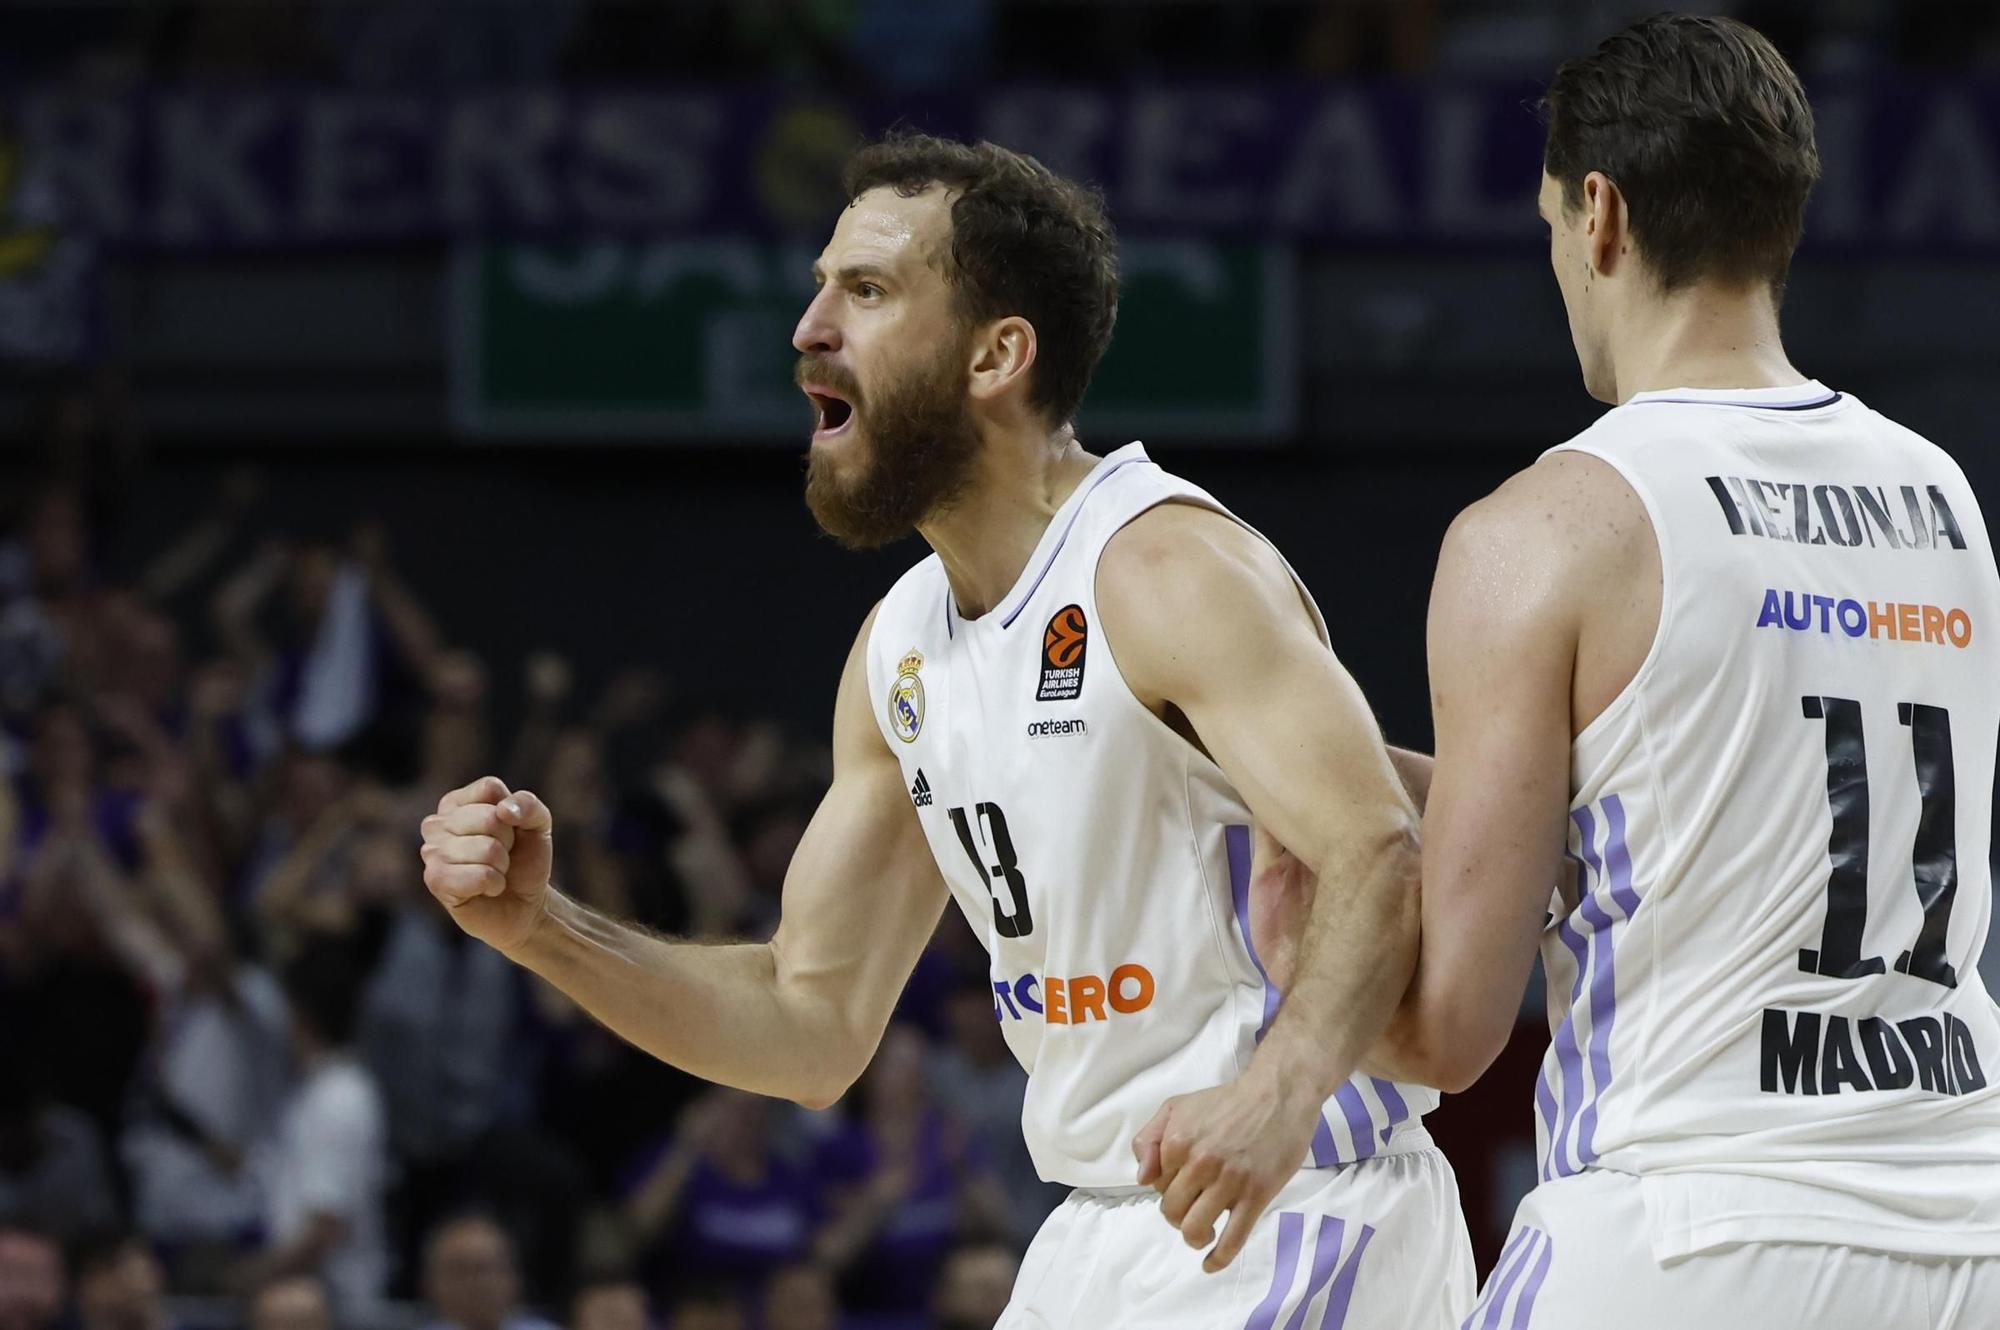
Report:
1420,1044,1498,1096
1377,999,1506,1095
775,1016,876,1111
788,1081,846,1113
786,1050,866,1112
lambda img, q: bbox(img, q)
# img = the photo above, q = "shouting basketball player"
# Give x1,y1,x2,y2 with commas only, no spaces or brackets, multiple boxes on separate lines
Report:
1330,15,2000,1326
419,135,1473,1326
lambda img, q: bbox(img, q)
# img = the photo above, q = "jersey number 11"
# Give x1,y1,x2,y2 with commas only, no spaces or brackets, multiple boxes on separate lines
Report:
1800,695,1960,989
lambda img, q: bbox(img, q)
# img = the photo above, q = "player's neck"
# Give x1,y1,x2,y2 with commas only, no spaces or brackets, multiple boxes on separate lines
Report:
1607,281,1805,404
921,425,1098,621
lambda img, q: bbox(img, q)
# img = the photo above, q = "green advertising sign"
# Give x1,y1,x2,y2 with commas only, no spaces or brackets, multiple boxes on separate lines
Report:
452,239,1295,443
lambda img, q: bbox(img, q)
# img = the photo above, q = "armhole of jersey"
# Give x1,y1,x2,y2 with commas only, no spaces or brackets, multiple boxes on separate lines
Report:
1547,441,1677,752
1938,449,2000,602
1092,492,1332,645
1085,494,1330,763
861,596,900,753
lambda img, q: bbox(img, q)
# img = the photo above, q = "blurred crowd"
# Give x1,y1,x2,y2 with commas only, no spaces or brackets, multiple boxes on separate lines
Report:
0,377,1066,1330
6,0,1998,91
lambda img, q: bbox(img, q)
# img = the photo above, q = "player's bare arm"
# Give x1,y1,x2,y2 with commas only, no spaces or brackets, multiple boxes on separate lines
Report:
1104,501,1423,1272
419,604,949,1109
1374,452,1657,1091
1387,746,1434,809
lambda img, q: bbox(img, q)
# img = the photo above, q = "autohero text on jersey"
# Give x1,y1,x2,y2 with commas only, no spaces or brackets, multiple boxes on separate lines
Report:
1754,589,1973,647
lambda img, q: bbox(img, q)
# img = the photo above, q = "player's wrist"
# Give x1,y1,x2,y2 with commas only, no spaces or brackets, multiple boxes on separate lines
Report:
1248,1021,1357,1107
498,884,564,964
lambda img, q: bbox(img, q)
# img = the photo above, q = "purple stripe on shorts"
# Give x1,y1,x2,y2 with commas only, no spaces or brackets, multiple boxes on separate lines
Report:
1244,1211,1305,1330
1476,1228,1544,1330
1510,1231,1553,1330
1459,1229,1529,1330
1369,1078,1409,1144
1280,1217,1344,1330
1315,1220,1374,1330
1226,824,1281,1040
1332,1081,1378,1163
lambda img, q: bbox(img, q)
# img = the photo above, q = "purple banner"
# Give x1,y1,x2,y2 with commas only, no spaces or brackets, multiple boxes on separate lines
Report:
6,79,1998,253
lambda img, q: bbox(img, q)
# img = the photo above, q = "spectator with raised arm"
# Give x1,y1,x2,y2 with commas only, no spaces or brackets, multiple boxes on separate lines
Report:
623,1090,819,1301
811,1025,1010,1316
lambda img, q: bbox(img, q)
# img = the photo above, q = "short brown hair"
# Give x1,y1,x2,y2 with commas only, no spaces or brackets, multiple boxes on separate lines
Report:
843,132,1119,427
1542,14,1820,295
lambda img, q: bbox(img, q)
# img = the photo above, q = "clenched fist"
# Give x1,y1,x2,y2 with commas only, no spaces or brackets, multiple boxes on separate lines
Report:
420,775,555,955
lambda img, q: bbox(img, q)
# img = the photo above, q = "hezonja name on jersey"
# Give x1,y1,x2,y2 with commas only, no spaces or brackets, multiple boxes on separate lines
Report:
1761,1008,1987,1097
1754,589,1973,648
992,965,1155,1025
1705,477,1968,551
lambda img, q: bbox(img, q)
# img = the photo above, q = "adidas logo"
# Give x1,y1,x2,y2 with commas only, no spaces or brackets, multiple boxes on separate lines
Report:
910,770,934,807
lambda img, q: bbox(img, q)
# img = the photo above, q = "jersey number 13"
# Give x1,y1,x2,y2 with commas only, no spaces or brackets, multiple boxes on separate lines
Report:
947,802,1035,939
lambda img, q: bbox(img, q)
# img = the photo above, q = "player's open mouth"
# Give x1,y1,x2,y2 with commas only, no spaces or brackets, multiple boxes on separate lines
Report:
804,388,855,440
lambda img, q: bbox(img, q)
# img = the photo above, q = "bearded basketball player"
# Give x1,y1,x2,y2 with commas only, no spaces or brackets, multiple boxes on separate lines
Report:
420,135,1473,1327
1308,16,2000,1327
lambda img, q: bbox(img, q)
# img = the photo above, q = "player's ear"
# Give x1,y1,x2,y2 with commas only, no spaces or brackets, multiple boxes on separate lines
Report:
1582,171,1627,279
967,315,1037,407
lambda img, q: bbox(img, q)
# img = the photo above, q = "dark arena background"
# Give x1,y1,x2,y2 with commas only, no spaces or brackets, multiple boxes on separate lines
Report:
1,3,1997,1330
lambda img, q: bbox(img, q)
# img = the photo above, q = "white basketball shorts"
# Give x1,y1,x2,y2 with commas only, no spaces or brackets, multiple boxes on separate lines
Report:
1470,1169,2000,1329
1000,1145,1473,1329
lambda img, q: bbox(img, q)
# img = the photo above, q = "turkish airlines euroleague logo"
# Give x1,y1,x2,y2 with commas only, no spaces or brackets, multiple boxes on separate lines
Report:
1038,604,1088,701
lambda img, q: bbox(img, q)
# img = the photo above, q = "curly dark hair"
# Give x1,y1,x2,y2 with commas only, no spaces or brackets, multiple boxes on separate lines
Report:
1542,14,1821,296
842,132,1119,428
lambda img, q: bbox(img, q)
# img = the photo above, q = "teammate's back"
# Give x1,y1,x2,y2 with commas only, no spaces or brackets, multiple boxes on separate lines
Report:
1377,16,2000,1326
1546,381,2000,1257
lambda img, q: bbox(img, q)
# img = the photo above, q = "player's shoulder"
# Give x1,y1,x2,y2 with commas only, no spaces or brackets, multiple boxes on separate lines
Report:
1097,498,1287,612
1439,448,1651,620
1454,446,1646,553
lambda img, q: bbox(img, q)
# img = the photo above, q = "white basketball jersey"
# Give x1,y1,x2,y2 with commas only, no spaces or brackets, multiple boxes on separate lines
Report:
1536,381,2000,1260
866,442,1436,1189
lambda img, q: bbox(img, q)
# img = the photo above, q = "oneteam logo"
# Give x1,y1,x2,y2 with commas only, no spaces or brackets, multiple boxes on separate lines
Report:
1025,717,1087,738
1755,589,1972,649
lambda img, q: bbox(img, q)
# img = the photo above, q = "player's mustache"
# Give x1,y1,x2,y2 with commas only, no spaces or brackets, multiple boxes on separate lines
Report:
794,355,864,412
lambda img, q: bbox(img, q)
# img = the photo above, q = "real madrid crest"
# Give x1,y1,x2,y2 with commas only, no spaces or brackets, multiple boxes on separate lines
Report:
888,648,925,743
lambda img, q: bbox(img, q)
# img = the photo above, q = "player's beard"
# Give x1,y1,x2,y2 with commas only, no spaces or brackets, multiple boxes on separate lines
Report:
800,333,982,550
